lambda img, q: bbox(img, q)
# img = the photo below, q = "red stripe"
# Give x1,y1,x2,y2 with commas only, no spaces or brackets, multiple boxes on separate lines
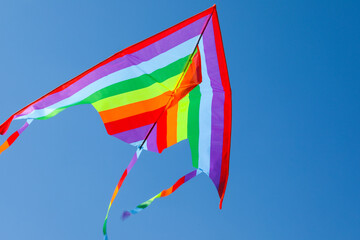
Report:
104,107,165,135
8,6,215,121
117,169,128,189
172,176,185,192
111,6,214,58
0,116,14,135
212,7,232,209
156,111,168,153
7,131,20,146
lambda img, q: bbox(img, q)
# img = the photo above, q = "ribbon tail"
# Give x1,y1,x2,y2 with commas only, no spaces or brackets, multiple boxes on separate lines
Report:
122,169,202,220
103,147,143,239
0,119,33,155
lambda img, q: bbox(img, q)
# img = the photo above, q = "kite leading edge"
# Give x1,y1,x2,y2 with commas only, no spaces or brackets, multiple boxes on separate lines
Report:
0,4,231,239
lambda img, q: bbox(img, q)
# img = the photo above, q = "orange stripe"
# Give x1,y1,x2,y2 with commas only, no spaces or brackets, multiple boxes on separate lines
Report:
0,141,10,155
99,91,172,123
109,186,119,205
166,104,178,147
161,186,174,197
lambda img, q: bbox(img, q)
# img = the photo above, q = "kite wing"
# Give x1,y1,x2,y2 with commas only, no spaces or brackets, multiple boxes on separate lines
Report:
0,5,231,239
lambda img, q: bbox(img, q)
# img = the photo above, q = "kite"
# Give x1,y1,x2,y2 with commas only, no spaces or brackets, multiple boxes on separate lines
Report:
0,4,231,239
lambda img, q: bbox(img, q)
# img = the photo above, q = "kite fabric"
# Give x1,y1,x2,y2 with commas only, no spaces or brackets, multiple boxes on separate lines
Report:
0,4,231,239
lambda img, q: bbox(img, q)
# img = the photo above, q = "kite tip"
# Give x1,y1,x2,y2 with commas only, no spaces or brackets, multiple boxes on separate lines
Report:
122,211,131,221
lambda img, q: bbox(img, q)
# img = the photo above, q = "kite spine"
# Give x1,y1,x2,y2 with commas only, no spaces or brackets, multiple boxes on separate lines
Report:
139,5,214,150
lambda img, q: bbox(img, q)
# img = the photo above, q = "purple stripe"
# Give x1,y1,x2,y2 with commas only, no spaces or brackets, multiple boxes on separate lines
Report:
17,121,30,135
127,150,140,172
15,16,209,119
184,170,198,182
146,124,158,153
112,124,151,143
203,17,225,189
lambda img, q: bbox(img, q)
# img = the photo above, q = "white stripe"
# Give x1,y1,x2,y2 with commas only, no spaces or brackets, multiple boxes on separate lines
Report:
197,39,213,175
17,36,200,120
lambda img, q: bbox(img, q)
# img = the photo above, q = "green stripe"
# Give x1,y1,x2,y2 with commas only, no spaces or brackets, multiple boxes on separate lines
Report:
187,86,201,168
82,54,190,104
103,218,108,235
137,198,154,209
36,54,191,120
36,108,67,120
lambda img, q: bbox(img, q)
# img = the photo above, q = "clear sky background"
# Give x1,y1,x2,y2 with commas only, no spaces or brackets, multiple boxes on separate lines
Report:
0,0,359,239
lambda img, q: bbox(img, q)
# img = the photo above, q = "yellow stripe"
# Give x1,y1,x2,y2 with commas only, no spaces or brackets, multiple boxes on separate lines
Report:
93,73,182,112
176,94,190,142
109,187,119,205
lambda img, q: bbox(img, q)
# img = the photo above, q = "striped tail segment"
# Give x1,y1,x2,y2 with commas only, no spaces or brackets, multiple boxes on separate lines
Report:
122,169,201,220
0,119,33,155
103,147,143,240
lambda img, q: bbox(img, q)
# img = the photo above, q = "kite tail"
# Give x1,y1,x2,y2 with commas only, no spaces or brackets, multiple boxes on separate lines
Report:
122,169,202,220
103,147,143,240
0,119,33,155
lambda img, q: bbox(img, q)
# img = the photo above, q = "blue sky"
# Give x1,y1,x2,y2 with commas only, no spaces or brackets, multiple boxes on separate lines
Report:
0,0,359,239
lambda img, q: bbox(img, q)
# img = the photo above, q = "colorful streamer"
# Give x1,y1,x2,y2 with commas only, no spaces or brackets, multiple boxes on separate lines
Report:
0,119,33,155
122,169,202,220
103,147,143,239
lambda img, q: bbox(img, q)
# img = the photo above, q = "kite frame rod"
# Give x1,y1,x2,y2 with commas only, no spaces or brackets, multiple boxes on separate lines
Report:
139,6,215,149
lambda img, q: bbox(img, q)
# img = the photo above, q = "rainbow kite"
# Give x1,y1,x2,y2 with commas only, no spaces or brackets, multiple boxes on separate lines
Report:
0,5,231,239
